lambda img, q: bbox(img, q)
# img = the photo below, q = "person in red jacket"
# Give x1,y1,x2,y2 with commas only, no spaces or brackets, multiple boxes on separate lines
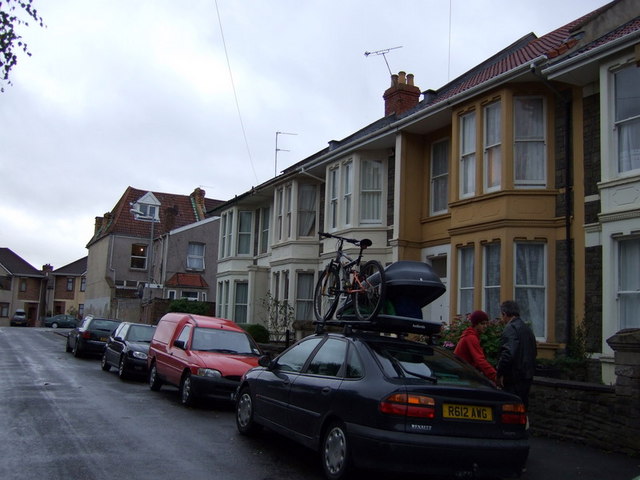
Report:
454,310,497,383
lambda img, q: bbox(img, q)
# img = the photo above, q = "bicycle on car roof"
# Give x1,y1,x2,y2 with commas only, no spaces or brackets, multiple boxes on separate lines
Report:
313,232,387,324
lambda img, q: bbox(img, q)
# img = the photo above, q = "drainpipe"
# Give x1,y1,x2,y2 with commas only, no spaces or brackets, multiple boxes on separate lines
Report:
532,67,573,351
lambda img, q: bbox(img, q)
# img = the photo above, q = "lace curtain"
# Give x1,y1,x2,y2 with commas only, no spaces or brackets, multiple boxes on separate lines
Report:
514,243,545,338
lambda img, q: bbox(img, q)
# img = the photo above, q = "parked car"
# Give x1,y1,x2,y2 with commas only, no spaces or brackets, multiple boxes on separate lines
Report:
10,309,27,327
66,316,121,358
235,330,529,480
147,313,262,406
101,322,156,380
44,314,79,329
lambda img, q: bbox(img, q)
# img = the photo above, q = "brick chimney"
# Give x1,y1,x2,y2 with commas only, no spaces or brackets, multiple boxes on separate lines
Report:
383,71,421,116
191,188,207,220
94,216,104,234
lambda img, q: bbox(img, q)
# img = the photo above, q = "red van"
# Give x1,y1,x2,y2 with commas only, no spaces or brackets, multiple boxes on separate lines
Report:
147,313,262,406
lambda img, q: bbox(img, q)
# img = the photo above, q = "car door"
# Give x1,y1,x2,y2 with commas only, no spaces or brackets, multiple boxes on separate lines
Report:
108,323,127,365
252,337,323,432
163,324,193,386
287,337,347,440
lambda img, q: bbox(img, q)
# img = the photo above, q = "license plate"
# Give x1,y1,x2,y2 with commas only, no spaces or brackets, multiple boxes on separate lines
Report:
99,337,108,342
442,403,493,421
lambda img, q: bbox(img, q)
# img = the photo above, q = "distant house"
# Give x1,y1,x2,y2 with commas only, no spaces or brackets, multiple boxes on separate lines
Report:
84,186,224,323
0,248,45,327
46,257,88,319
210,0,640,383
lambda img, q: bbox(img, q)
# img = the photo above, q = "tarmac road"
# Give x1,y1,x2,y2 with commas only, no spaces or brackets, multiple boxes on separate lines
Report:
0,327,638,480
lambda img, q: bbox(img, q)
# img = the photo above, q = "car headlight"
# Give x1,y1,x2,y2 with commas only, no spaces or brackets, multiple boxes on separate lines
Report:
131,351,148,360
196,368,222,378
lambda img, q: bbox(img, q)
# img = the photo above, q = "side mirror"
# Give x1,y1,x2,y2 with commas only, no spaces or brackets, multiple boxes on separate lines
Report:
173,339,186,350
258,354,272,368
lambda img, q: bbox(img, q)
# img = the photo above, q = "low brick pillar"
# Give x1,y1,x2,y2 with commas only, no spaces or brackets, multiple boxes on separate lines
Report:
606,328,640,454
606,328,640,397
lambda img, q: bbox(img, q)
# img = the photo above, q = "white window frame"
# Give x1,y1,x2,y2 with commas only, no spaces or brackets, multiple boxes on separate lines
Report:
295,271,315,321
460,112,476,198
297,184,317,237
187,242,205,271
618,237,640,330
328,167,339,230
259,207,270,254
234,281,248,323
220,211,234,258
237,211,253,255
130,244,147,270
612,62,640,175
430,139,449,215
285,185,292,239
458,245,474,316
482,243,501,320
514,242,547,339
484,101,502,192
343,161,353,226
514,96,546,188
360,158,383,224
275,188,284,241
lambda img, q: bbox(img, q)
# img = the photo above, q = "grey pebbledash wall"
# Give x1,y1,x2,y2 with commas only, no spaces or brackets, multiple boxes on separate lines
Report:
528,329,640,455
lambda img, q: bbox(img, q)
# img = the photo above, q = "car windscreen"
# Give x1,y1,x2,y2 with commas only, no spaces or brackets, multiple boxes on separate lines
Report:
368,341,489,387
191,327,260,355
127,325,155,342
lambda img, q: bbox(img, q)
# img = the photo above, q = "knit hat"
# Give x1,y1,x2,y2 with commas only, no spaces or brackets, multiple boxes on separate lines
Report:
469,310,489,327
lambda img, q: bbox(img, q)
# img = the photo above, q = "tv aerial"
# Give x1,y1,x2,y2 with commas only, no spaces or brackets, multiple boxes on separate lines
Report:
364,46,403,76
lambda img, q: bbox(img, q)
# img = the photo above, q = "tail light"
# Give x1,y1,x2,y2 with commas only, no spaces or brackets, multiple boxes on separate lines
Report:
380,393,435,419
81,331,92,339
500,403,527,424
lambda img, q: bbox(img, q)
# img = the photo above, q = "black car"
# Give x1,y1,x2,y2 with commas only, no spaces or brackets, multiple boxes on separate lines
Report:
236,330,529,479
66,316,121,358
101,322,156,379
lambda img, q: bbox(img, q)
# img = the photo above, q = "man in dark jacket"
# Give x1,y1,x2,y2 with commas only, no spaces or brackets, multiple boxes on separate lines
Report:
496,300,537,409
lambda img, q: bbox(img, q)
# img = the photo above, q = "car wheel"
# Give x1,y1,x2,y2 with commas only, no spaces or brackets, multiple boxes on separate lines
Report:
321,421,351,480
236,386,261,435
72,341,82,358
180,373,195,407
51,322,59,329
148,363,162,391
65,338,72,353
101,352,111,371
118,356,128,380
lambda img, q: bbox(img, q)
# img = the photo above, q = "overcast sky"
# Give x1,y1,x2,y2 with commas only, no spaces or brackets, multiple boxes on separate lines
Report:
1,0,609,270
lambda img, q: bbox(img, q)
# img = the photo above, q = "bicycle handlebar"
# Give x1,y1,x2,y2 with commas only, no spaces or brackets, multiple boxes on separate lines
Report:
319,232,372,249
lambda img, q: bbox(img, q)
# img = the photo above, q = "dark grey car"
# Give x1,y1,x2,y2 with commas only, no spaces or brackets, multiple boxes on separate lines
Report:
66,316,121,358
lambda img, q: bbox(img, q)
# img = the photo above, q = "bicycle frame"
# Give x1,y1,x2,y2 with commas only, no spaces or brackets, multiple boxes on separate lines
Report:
322,233,368,295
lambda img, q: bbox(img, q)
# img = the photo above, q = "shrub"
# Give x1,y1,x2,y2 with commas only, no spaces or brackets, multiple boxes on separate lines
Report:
237,323,269,343
168,299,210,315
437,314,507,365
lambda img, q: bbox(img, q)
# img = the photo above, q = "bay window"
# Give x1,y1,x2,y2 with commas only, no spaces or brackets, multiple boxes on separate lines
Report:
430,139,449,215
484,101,501,191
514,97,546,187
460,112,476,198
234,282,248,322
343,162,353,225
329,168,339,229
614,65,640,173
619,238,640,329
237,211,252,255
483,243,501,320
259,207,270,254
360,159,383,223
458,246,474,316
514,242,546,338
296,272,314,321
298,184,317,237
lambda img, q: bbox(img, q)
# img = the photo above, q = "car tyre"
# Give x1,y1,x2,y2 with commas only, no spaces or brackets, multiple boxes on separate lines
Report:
148,363,162,391
118,356,128,380
321,421,351,480
101,352,111,371
51,322,59,329
72,341,82,358
65,338,72,353
180,373,195,407
236,386,262,435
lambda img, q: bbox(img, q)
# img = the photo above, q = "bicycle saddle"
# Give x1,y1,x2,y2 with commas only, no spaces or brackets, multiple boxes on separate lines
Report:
359,239,372,248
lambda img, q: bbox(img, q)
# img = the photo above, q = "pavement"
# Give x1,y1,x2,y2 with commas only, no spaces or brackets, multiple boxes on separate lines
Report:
524,434,640,480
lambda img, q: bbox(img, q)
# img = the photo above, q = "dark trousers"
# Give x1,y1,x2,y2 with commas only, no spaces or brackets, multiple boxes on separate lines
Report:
504,378,533,410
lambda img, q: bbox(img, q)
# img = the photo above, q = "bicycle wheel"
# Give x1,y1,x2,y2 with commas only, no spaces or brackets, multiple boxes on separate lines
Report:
354,260,386,322
314,266,341,322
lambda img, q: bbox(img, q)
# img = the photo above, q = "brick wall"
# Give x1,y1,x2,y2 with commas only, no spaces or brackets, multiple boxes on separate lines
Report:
529,329,640,455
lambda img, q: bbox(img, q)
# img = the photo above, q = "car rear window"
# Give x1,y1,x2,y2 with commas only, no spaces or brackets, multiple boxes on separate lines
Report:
191,327,260,355
127,325,155,342
368,341,489,387
91,320,120,330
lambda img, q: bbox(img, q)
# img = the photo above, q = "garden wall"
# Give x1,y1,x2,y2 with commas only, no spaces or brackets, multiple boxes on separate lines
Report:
528,329,640,455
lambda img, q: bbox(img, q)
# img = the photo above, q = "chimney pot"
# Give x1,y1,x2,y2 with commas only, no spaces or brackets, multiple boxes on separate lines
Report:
398,71,407,84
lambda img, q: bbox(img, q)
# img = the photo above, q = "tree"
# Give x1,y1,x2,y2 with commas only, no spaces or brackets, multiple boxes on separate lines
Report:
0,0,45,92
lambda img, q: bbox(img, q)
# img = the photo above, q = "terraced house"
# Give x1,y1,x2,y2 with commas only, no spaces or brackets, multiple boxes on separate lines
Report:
211,0,640,383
